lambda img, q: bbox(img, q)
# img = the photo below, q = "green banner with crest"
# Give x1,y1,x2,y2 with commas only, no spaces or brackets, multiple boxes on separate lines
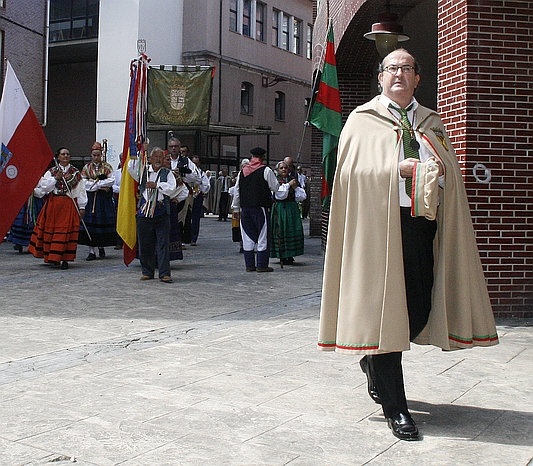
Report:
147,67,213,126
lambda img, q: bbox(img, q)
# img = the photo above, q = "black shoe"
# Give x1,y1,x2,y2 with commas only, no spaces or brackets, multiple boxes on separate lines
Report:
13,244,23,253
359,356,381,404
61,261,69,270
86,253,97,261
387,413,419,441
98,247,106,258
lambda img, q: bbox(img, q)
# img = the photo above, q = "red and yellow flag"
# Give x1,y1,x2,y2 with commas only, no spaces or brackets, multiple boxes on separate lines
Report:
116,55,150,265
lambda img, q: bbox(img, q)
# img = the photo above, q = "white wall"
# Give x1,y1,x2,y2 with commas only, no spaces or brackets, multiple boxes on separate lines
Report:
96,0,184,168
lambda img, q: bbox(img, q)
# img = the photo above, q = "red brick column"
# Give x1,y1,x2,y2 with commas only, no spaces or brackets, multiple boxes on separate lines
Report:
438,0,532,316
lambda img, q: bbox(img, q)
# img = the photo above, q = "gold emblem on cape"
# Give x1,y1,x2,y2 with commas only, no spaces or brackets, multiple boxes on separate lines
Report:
431,127,449,151
170,87,186,110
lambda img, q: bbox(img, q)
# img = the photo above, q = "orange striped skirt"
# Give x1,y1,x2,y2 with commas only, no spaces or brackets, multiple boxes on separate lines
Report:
28,194,80,263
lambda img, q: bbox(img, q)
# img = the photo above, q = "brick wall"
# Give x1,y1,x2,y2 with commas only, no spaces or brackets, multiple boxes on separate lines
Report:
0,0,48,122
438,0,533,316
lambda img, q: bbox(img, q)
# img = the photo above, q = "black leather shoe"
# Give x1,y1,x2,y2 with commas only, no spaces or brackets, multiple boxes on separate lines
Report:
86,253,97,261
98,247,106,258
61,261,69,270
359,356,381,404
387,413,419,441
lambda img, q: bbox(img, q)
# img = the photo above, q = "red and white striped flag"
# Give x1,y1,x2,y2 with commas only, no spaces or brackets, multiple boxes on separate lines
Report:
0,61,53,240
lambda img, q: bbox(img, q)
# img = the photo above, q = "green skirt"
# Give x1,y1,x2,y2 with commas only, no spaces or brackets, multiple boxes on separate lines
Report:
270,200,304,259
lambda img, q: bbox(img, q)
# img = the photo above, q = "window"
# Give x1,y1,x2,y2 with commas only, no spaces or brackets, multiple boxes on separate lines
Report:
49,0,99,42
281,13,290,51
255,2,265,42
241,82,254,115
272,9,279,47
272,9,303,55
292,18,302,55
231,0,265,41
242,0,251,37
306,24,313,59
229,0,238,32
275,92,286,121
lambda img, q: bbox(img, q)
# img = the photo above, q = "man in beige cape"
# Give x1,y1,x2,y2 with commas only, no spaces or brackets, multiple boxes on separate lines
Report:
318,49,498,441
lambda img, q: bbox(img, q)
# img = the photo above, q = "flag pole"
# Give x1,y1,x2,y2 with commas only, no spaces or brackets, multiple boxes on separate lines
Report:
295,18,331,163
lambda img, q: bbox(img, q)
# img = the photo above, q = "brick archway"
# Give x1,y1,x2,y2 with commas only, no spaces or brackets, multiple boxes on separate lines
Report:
311,0,532,316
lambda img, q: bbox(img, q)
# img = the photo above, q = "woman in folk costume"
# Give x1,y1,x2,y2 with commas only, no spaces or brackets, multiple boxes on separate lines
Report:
28,147,87,270
8,187,47,253
270,160,306,265
78,141,116,261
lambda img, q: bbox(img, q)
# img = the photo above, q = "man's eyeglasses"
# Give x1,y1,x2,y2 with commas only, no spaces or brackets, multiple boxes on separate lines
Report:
383,65,415,75
169,145,180,148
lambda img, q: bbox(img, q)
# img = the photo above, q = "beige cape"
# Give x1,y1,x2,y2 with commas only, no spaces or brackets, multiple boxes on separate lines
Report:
318,96,498,354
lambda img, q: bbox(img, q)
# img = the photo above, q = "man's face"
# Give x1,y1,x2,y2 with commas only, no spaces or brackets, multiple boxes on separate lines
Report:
150,150,164,170
378,50,420,106
91,150,102,164
168,141,180,159
180,147,189,157
192,156,200,167
162,154,171,169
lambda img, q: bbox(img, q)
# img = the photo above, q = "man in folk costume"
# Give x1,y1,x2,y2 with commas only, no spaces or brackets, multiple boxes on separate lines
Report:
128,147,176,283
28,147,87,270
167,137,201,245
318,49,498,441
189,155,211,246
79,141,116,260
231,147,279,272
214,167,232,221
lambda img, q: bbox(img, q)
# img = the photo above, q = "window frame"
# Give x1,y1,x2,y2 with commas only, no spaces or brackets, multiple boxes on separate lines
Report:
240,82,254,115
255,1,265,42
275,91,286,122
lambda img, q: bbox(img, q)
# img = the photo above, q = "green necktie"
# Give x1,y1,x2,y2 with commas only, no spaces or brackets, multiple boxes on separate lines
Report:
390,103,419,197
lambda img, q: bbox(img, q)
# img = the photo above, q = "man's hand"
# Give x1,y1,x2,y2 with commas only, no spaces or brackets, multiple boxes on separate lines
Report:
233,211,241,221
145,181,157,189
399,158,418,178
79,208,85,218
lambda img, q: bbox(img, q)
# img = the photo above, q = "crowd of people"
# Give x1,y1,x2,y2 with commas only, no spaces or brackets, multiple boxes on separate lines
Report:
6,140,310,278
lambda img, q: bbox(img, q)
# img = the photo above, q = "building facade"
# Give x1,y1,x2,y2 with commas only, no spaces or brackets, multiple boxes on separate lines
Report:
310,0,532,316
0,0,49,123
44,0,313,173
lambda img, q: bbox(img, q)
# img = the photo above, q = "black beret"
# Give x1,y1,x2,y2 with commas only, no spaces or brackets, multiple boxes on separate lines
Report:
250,147,266,156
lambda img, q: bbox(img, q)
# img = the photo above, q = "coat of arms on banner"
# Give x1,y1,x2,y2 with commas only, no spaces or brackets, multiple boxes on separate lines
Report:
147,67,214,127
170,87,186,110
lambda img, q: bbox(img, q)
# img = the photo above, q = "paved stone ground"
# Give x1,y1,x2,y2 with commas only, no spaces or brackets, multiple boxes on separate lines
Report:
0,215,532,465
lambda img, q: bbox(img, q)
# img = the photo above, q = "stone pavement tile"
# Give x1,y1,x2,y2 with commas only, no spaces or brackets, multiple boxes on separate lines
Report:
97,355,227,393
144,398,303,444
0,394,95,442
170,369,306,408
118,433,301,466
365,437,533,466
0,437,58,466
242,411,397,465
19,416,182,466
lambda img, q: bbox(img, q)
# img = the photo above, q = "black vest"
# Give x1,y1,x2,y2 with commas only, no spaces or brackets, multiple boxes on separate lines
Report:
239,166,272,208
